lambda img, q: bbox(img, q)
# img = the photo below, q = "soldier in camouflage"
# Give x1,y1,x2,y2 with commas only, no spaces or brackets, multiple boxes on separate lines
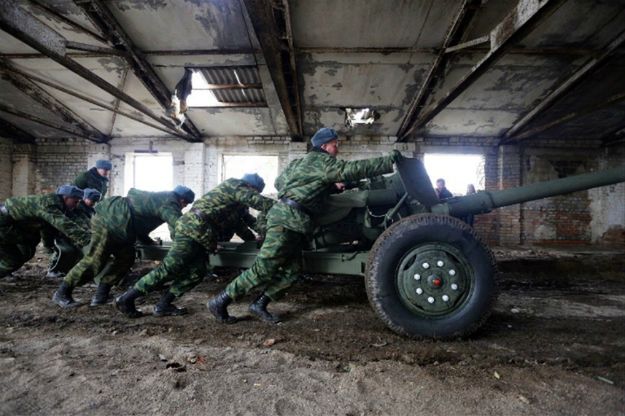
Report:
0,185,90,278
115,174,274,318
45,188,103,279
208,128,402,324
52,185,195,309
73,159,111,198
216,205,264,242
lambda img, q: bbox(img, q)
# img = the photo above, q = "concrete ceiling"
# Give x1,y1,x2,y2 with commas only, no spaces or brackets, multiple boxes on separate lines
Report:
0,0,623,146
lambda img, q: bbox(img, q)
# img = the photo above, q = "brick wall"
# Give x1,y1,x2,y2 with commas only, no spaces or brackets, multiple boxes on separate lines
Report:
2,134,623,247
0,137,12,200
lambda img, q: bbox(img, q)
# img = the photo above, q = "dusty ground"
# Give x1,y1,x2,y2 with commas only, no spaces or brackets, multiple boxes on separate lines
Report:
0,247,624,416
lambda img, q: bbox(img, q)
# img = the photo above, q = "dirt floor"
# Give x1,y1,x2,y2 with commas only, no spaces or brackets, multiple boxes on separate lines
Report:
0,247,624,416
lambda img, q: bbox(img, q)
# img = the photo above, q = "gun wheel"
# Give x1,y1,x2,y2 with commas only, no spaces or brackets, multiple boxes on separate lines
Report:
365,214,496,339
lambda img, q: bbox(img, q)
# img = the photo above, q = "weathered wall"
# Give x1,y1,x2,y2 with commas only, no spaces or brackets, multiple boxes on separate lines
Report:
0,137,13,200
33,138,110,193
3,134,623,247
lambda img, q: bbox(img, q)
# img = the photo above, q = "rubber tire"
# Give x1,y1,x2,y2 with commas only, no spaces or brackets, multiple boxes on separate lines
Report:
365,214,496,339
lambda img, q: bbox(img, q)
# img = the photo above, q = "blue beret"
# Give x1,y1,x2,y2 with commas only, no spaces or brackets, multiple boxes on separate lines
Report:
56,184,83,199
83,188,101,202
241,173,265,192
173,185,195,203
95,159,112,170
311,127,338,147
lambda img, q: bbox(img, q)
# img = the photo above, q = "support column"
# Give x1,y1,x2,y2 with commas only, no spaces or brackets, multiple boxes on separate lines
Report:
11,143,36,196
497,144,522,246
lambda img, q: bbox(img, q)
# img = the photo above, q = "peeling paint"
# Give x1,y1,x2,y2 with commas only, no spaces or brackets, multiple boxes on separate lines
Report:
116,0,168,12
96,58,127,76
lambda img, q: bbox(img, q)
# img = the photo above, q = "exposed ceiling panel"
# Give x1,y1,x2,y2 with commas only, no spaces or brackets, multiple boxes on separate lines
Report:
107,0,251,51
291,0,463,48
0,0,623,144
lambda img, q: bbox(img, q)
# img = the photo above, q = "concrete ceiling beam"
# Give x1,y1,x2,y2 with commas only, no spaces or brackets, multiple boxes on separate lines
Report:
241,0,303,139
503,28,625,140
399,0,568,141
397,0,481,140
0,0,197,141
0,102,101,141
0,117,37,143
75,0,202,141
505,90,625,143
0,58,109,143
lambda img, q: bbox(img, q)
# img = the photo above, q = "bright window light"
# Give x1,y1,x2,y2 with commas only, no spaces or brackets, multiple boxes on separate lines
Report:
124,153,175,240
187,71,220,107
423,153,485,196
222,155,279,195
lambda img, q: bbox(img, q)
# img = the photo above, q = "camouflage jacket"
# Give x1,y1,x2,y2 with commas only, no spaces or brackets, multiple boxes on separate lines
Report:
94,188,183,243
216,205,263,242
270,148,394,234
73,167,108,197
69,200,96,229
2,193,91,247
176,178,274,251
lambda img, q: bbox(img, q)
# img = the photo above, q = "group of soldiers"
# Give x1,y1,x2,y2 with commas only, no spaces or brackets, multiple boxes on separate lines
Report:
0,128,402,324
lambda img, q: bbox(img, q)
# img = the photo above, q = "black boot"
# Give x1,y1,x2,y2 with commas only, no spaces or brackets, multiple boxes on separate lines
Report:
90,283,112,306
153,291,188,317
114,288,144,318
52,281,81,308
207,291,237,324
249,294,281,324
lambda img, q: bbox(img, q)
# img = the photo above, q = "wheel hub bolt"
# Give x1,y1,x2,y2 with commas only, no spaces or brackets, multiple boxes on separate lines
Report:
451,283,458,290
437,260,444,267
449,269,456,276
422,262,430,269
442,295,449,302
416,288,423,295
414,273,421,280
427,296,435,304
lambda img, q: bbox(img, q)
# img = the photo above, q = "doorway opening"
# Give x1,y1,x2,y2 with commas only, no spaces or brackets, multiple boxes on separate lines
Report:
124,152,174,240
423,153,485,196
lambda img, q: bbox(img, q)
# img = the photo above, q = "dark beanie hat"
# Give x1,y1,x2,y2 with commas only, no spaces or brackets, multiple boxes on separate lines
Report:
173,185,195,203
95,159,112,170
241,173,265,193
311,127,338,148
83,188,101,202
56,184,83,199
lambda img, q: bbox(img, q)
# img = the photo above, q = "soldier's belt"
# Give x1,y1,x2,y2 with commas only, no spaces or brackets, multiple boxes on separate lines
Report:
279,197,312,216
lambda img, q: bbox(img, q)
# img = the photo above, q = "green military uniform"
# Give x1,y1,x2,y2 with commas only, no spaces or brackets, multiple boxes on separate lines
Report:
216,205,264,242
224,149,395,301
0,193,90,277
132,178,274,298
46,200,97,276
62,188,183,289
73,167,108,198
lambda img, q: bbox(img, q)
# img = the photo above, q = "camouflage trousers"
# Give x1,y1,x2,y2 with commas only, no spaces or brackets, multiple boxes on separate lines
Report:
225,225,305,301
134,234,208,297
0,234,37,278
63,222,135,288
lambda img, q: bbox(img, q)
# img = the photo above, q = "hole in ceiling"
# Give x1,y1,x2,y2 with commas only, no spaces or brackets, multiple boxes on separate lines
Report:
345,108,380,129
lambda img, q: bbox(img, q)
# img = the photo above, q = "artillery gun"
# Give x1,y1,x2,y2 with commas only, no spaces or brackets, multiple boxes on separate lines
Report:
134,159,624,339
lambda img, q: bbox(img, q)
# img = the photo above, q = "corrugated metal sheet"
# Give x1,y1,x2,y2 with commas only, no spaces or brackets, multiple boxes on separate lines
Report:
199,66,265,105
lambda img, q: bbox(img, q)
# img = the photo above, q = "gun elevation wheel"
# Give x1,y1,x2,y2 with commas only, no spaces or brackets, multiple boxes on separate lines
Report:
365,214,496,339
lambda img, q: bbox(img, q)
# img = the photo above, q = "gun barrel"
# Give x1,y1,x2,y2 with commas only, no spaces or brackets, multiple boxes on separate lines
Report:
433,166,625,217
